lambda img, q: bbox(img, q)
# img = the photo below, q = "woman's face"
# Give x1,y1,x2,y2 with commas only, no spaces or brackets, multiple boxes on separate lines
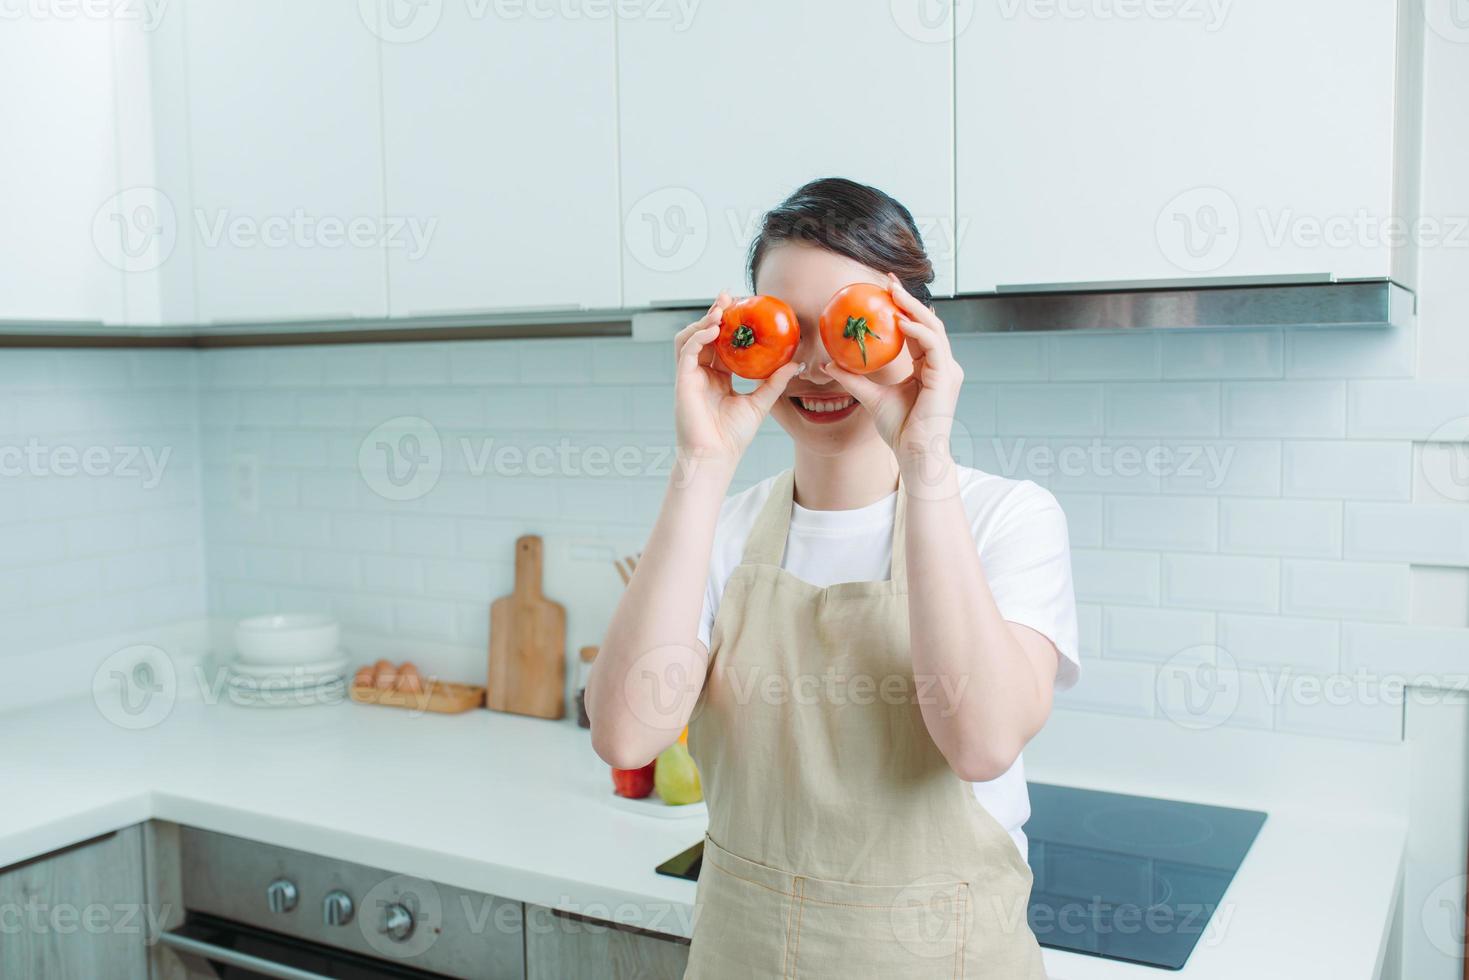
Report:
754,242,915,457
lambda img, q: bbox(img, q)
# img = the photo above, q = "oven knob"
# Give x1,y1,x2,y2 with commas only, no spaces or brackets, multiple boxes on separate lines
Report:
380,902,414,943
265,878,298,914
322,889,354,926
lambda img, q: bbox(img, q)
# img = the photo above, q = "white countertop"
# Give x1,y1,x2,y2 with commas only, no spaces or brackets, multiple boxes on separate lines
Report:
2,694,1404,979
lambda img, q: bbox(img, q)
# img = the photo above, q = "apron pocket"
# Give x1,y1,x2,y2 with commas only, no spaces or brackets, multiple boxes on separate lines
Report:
785,875,969,980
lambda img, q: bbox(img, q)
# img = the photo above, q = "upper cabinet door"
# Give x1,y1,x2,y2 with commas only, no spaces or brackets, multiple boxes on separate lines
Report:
957,0,1401,292
0,16,123,324
185,0,387,322
379,6,621,316
617,1,956,307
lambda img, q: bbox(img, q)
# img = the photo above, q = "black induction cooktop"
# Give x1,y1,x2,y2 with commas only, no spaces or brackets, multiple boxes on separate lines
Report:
656,783,1266,971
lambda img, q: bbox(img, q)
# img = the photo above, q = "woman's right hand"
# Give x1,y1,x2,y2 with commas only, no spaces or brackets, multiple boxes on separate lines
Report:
673,291,802,474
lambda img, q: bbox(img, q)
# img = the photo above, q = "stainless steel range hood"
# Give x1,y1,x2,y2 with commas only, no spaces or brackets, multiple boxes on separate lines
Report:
932,279,1413,335
0,279,1413,347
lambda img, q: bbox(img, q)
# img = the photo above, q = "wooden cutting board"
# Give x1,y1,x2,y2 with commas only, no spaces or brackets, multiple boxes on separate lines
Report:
487,535,566,719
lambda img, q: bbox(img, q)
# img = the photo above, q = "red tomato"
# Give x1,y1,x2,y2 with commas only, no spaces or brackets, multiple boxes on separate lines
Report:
715,295,800,380
818,283,904,374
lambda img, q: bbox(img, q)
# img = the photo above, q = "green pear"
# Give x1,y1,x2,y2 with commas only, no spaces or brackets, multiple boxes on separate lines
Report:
654,741,703,805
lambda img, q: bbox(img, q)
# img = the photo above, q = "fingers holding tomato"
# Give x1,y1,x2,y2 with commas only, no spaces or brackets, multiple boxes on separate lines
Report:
818,283,906,375
715,295,800,380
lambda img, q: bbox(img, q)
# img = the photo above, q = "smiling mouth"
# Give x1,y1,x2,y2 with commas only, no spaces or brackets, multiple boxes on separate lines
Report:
789,394,859,423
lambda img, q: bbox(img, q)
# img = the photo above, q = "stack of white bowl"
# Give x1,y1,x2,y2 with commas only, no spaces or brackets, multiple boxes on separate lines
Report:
228,614,347,707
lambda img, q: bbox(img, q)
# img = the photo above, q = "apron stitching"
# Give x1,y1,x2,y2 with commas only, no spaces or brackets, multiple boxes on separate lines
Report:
954,884,968,980
788,876,807,980
707,859,796,899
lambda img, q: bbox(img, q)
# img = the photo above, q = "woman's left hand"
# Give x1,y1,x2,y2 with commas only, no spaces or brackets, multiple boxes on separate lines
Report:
824,273,964,464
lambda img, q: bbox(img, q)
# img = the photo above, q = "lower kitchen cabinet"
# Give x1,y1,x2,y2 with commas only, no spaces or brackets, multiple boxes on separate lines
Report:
525,904,689,980
0,825,148,980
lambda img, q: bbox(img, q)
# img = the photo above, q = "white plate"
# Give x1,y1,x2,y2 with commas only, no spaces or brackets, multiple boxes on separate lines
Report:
227,678,347,709
604,793,708,821
227,654,349,678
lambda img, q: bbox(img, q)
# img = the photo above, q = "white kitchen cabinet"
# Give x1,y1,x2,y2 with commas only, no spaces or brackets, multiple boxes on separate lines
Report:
0,16,124,324
184,0,387,322
957,0,1406,292
0,826,148,980
379,7,621,316
617,0,956,307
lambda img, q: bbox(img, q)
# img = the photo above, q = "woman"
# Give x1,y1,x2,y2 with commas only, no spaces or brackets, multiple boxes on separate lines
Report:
588,178,1078,978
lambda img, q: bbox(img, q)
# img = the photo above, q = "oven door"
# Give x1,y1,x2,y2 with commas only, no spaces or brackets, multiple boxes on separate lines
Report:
160,913,453,980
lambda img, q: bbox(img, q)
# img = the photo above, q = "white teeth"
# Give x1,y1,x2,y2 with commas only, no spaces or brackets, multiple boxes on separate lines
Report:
796,396,855,414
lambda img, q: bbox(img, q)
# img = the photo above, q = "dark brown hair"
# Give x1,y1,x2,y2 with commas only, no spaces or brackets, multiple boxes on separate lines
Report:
747,177,934,307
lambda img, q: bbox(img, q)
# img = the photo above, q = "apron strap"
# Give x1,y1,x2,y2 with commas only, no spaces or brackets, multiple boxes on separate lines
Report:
739,468,910,591
739,470,796,567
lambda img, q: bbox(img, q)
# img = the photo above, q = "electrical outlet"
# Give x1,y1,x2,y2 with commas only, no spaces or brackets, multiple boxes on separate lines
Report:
230,452,260,514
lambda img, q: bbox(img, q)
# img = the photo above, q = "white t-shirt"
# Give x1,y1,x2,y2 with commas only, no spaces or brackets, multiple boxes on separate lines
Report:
697,466,1081,861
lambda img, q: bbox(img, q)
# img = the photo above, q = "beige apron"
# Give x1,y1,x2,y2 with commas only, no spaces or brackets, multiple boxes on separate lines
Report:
685,469,1046,979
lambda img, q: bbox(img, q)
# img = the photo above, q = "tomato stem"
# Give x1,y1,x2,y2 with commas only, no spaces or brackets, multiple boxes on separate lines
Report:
731,324,756,349
843,316,881,366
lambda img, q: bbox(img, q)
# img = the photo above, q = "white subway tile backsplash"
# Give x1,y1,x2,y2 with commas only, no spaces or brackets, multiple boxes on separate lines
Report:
1348,381,1469,440
423,558,499,599
1344,503,1469,566
1046,332,1161,380
262,349,323,388
520,339,593,384
1162,330,1284,379
295,391,355,428
589,339,671,384
321,347,384,387
1043,438,1162,493
1077,602,1102,658
1411,566,1469,628
1341,622,1469,682
1222,381,1346,438
446,342,519,385
1415,442,1469,505
1071,548,1160,605
1104,495,1217,551
1219,498,1342,558
1162,554,1280,613
1281,441,1411,500
1102,606,1216,662
393,597,457,641
1217,613,1340,673
384,345,450,386
1158,439,1281,496
421,390,486,430
1052,492,1102,547
951,334,1046,382
1281,560,1409,622
1285,325,1416,379
1104,382,1220,436
955,385,997,436
1055,657,1156,717
995,383,1103,436
362,554,422,593
302,551,361,589
390,514,459,557
1273,679,1402,743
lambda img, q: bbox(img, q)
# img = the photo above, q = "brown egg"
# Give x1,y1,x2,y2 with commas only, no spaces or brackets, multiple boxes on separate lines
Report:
352,665,375,687
396,662,422,693
374,662,399,689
